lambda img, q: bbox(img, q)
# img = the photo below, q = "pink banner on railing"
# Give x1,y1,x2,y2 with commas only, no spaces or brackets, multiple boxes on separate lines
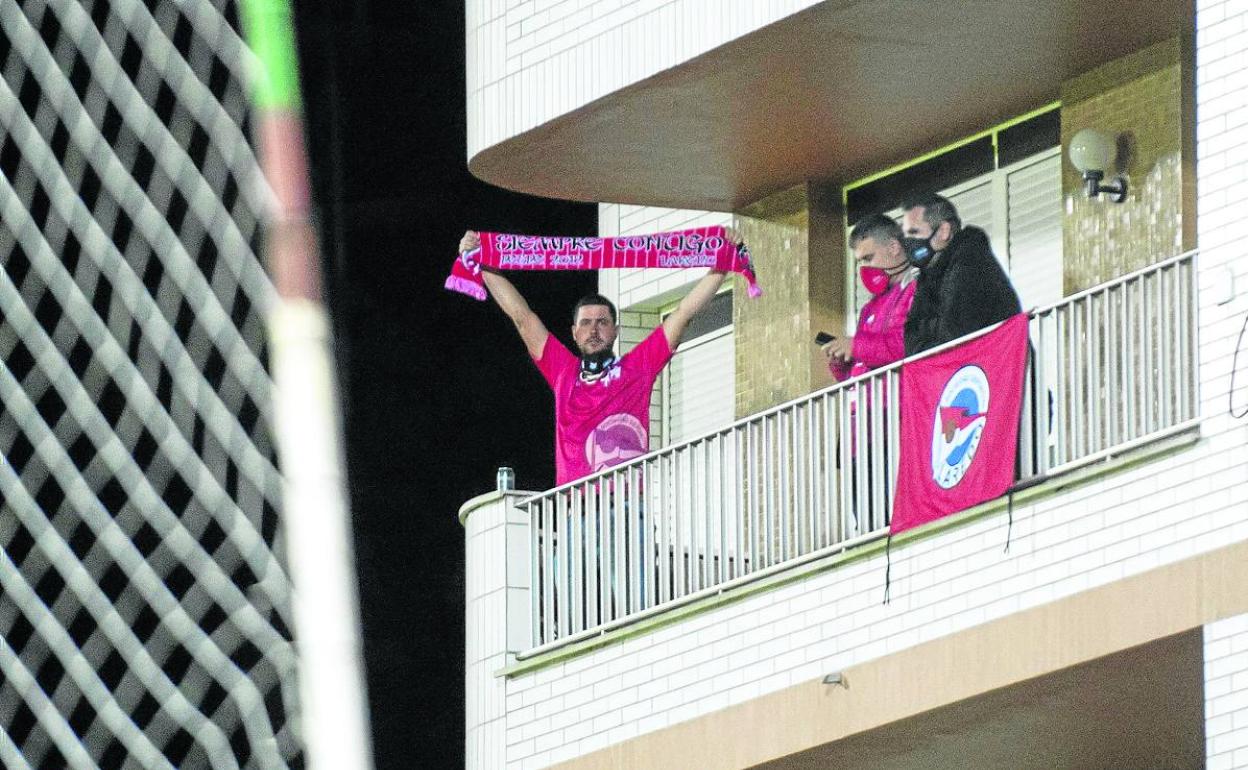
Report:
446,225,761,300
891,313,1030,535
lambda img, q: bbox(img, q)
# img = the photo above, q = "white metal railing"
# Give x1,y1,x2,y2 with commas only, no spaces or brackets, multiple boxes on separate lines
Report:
522,251,1197,653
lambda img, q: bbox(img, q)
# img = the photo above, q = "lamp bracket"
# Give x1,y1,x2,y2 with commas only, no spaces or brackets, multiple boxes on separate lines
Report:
1082,170,1128,203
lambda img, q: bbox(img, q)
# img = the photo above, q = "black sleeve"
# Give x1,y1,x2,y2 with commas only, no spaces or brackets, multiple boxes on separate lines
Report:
903,229,1022,356
936,257,1022,343
904,280,941,356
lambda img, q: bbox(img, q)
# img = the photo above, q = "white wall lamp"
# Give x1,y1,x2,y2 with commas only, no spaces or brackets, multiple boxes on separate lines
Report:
1068,128,1128,202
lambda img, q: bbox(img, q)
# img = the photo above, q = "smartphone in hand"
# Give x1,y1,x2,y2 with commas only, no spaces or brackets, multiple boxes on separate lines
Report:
814,332,835,345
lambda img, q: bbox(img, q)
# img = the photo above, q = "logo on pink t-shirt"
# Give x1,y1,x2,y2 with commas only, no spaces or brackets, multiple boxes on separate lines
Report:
585,414,648,472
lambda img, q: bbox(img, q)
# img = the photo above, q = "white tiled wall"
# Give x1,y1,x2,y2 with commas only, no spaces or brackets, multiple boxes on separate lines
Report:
464,493,532,770
503,418,1247,768
1198,1,1248,763
466,1,1248,767
466,1,825,162
1205,613,1248,769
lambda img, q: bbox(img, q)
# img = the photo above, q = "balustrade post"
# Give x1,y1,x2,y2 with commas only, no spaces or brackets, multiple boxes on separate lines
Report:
460,486,532,769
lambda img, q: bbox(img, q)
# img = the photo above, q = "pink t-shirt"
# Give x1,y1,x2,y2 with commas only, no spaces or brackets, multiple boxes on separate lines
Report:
534,327,673,485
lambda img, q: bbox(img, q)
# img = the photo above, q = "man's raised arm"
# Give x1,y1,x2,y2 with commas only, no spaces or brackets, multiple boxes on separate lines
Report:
460,230,549,359
660,227,742,348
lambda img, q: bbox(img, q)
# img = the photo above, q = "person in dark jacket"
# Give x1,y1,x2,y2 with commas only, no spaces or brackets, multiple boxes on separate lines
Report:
900,192,1022,356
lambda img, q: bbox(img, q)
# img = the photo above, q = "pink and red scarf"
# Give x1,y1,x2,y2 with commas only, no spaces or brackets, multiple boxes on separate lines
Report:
446,225,762,300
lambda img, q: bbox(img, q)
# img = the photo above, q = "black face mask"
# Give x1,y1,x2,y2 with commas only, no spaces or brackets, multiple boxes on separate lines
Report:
901,225,941,265
580,349,618,377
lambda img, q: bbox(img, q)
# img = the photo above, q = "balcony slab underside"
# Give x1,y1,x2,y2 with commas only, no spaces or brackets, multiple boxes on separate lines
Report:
758,630,1203,770
469,0,1190,211
549,535,1245,770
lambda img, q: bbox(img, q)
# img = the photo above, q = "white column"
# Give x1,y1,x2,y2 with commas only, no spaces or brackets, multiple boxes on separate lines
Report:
462,489,532,770
1205,613,1248,768
1197,8,1248,765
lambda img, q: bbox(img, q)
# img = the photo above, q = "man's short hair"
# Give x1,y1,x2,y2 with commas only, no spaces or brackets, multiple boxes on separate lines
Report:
900,192,962,234
572,293,617,324
849,213,904,247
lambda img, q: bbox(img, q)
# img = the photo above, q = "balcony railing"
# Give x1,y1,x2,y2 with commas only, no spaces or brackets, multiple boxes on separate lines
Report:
521,251,1198,653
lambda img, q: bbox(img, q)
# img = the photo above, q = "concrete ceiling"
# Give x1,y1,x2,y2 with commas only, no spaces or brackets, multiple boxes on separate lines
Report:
753,629,1205,770
468,0,1192,212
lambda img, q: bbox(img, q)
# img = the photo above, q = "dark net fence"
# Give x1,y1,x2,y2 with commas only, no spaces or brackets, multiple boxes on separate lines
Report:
0,0,302,767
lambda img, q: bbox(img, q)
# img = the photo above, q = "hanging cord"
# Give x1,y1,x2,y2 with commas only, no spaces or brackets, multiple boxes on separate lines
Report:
882,536,892,605
1002,475,1048,550
1004,492,1014,553
1231,310,1248,419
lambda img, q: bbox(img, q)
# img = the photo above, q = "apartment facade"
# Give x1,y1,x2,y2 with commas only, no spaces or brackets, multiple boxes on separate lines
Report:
462,1,1248,767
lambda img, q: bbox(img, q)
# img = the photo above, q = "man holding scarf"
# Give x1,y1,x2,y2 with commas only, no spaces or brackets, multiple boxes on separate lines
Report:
458,229,739,485
900,192,1021,356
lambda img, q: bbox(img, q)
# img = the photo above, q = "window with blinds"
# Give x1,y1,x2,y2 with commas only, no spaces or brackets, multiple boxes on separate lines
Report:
847,109,1063,322
662,291,734,445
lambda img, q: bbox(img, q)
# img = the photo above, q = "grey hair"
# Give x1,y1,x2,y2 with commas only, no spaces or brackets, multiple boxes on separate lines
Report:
849,213,903,248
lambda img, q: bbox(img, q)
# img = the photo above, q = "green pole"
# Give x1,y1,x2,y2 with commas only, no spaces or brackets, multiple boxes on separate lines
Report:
237,2,374,769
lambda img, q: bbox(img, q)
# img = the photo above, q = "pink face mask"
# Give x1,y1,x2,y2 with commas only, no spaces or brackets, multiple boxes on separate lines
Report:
859,266,891,296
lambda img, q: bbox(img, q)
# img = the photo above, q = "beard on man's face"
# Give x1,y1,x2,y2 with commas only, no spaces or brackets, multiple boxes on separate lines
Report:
578,337,604,355
578,329,618,355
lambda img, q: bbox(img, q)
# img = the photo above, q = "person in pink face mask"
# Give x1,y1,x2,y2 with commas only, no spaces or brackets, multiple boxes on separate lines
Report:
823,213,917,381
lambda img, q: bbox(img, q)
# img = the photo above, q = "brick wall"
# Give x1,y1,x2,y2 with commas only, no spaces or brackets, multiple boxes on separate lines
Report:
463,492,532,770
503,420,1247,768
733,183,847,418
1197,4,1248,763
733,188,812,417
1061,37,1195,293
1205,613,1248,769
